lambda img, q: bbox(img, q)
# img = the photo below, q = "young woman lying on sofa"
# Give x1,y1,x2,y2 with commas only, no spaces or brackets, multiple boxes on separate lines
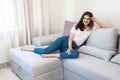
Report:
21,11,108,59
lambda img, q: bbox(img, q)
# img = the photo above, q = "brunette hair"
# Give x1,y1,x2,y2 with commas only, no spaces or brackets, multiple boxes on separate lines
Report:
75,11,94,31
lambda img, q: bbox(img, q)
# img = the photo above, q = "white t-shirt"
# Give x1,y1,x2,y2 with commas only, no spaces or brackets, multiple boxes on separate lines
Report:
71,25,97,46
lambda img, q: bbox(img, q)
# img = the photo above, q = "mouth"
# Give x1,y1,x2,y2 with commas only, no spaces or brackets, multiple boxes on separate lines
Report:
84,21,88,24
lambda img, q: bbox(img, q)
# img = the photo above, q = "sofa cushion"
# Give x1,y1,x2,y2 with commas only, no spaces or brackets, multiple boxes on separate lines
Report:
63,53,120,80
86,27,118,51
111,54,120,65
9,46,63,77
78,45,115,61
63,21,77,36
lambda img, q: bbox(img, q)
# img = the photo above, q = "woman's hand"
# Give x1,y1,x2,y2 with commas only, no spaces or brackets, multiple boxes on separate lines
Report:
91,16,108,28
91,16,97,22
66,48,73,55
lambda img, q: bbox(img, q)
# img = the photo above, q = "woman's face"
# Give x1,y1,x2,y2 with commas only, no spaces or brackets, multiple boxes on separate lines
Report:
83,15,91,26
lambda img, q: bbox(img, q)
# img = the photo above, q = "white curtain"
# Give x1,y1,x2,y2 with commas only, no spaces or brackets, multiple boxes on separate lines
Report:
14,0,32,46
14,0,50,46
0,0,50,63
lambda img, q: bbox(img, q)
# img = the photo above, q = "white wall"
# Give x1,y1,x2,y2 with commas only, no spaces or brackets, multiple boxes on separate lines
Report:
47,0,64,33
48,0,120,33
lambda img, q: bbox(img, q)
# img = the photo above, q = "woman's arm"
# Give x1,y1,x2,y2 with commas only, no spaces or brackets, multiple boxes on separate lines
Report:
91,16,108,28
66,33,74,54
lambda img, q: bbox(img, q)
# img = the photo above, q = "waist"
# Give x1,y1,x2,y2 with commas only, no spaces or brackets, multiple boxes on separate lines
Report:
72,40,78,47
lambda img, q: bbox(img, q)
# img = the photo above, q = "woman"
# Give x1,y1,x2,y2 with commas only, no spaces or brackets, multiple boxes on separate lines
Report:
21,11,108,59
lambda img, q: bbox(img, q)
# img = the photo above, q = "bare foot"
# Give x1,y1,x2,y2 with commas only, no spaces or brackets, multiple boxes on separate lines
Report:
41,54,59,58
21,46,34,51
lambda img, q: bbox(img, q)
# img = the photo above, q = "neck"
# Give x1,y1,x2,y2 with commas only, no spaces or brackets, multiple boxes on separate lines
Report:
84,25,87,30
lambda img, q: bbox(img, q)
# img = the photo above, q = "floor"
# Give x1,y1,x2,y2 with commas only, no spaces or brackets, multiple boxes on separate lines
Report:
0,67,20,80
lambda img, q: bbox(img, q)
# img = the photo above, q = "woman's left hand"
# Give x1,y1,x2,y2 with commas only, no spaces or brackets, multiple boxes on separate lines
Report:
66,48,73,55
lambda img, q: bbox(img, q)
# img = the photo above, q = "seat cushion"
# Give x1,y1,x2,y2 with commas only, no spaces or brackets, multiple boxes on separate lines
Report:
78,45,115,61
63,53,120,80
9,46,63,77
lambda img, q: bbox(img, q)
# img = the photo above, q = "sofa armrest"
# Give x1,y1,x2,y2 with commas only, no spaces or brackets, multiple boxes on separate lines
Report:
32,33,62,46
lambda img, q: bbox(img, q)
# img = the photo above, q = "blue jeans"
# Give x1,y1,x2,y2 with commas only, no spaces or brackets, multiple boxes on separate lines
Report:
34,36,79,59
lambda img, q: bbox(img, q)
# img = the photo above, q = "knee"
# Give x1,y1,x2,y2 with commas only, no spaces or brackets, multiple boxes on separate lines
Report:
57,36,64,40
71,50,79,58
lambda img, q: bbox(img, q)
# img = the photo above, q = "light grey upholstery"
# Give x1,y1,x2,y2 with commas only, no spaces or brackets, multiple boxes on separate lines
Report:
32,33,62,46
63,53,120,80
111,54,120,65
78,45,115,61
86,28,118,51
9,47,63,80
9,27,120,80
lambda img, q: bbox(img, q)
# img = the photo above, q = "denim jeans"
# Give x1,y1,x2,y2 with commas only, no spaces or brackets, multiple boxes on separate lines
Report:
34,36,79,59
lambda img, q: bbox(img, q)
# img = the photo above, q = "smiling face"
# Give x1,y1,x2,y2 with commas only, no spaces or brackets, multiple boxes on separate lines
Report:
76,11,94,31
82,15,91,27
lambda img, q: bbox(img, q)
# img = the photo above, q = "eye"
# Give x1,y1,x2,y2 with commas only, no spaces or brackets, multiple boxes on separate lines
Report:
87,18,90,20
83,17,86,19
83,15,90,20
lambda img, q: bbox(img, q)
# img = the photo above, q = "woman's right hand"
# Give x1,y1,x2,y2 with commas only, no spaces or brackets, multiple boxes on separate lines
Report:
66,48,73,55
91,16,108,28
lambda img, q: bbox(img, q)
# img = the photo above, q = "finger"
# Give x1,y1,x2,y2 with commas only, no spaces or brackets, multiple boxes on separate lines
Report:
68,51,71,55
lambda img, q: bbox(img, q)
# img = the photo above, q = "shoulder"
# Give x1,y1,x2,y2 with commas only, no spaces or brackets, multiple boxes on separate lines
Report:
71,24,77,30
73,24,77,28
87,26,97,31
71,24,78,33
93,26,98,30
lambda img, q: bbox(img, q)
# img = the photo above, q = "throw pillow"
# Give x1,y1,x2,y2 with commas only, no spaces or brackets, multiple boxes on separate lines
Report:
63,21,77,36
86,27,118,51
78,45,115,61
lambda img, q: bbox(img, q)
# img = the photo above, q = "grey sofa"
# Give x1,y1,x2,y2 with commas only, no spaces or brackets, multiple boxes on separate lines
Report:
9,45,63,80
9,23,120,80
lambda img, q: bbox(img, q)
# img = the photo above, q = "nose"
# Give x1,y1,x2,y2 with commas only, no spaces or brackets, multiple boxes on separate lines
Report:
84,19,87,22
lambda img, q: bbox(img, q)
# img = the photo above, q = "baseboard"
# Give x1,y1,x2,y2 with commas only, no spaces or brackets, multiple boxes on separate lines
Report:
0,62,10,69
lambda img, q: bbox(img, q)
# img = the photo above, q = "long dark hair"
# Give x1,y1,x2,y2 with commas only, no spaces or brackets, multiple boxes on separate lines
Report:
75,11,94,31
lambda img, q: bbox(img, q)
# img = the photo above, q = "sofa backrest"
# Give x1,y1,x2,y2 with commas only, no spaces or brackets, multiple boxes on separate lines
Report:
86,28,118,51
63,21,120,53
